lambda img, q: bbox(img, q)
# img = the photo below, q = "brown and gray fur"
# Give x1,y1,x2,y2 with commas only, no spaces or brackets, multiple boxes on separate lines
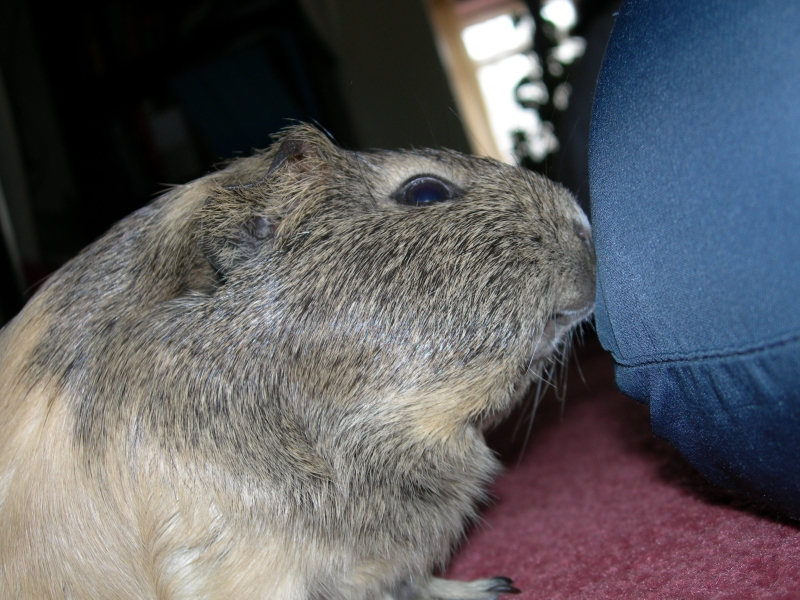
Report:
0,124,594,599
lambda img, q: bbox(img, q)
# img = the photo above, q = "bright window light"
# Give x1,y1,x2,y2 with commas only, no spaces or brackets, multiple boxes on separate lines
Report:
462,13,534,62
476,54,548,162
455,3,576,164
540,0,577,31
552,36,586,64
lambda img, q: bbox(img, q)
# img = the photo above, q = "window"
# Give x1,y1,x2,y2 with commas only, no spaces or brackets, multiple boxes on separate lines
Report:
428,0,583,165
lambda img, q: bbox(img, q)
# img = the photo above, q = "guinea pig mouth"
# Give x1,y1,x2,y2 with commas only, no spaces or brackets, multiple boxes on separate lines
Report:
541,303,595,351
550,304,595,329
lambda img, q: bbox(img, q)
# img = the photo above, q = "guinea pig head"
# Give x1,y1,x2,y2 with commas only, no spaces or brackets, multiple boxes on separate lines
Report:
199,125,595,437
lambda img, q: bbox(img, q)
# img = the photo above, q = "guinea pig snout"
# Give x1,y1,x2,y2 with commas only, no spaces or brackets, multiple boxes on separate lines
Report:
548,216,596,331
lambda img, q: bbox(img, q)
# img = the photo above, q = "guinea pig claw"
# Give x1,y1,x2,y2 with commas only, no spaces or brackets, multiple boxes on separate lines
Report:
419,576,521,599
486,576,521,595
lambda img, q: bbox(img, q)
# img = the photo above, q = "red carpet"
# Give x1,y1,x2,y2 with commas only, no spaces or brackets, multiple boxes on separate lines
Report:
446,340,800,599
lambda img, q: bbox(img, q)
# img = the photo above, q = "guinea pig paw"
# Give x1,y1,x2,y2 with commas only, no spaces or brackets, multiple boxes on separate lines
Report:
409,575,521,599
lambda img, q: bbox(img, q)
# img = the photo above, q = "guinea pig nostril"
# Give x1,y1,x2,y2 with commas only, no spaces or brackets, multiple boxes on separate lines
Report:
573,220,592,243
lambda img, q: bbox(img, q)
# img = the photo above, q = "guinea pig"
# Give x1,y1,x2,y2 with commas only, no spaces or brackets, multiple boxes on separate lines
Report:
0,123,594,599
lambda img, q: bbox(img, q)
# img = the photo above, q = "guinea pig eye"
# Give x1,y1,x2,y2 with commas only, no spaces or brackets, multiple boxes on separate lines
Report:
393,176,460,206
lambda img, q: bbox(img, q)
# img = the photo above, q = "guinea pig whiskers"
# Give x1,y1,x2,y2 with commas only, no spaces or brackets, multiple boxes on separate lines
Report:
512,329,579,462
524,336,543,377
554,361,568,405
515,366,549,465
570,330,589,391
555,338,571,419
508,335,544,441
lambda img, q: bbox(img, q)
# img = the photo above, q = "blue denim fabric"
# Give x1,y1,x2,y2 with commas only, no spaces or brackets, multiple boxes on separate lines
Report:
589,0,800,516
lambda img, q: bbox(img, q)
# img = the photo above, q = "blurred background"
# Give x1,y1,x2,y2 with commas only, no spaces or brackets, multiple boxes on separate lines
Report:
0,0,619,325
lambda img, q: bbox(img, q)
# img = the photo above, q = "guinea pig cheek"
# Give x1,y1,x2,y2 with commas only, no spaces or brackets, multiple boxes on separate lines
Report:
540,301,594,359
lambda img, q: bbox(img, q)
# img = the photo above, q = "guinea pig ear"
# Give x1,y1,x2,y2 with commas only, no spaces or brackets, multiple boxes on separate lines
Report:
199,200,276,276
266,137,316,178
201,126,332,275
224,131,323,191
264,122,337,178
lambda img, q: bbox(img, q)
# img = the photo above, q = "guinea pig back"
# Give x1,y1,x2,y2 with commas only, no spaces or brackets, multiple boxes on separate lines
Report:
0,124,594,599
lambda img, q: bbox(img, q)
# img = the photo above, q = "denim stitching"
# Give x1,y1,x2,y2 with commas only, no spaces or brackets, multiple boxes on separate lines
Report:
612,329,800,368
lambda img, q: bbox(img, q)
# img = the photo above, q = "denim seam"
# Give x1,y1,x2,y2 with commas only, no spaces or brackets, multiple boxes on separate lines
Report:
612,330,800,368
